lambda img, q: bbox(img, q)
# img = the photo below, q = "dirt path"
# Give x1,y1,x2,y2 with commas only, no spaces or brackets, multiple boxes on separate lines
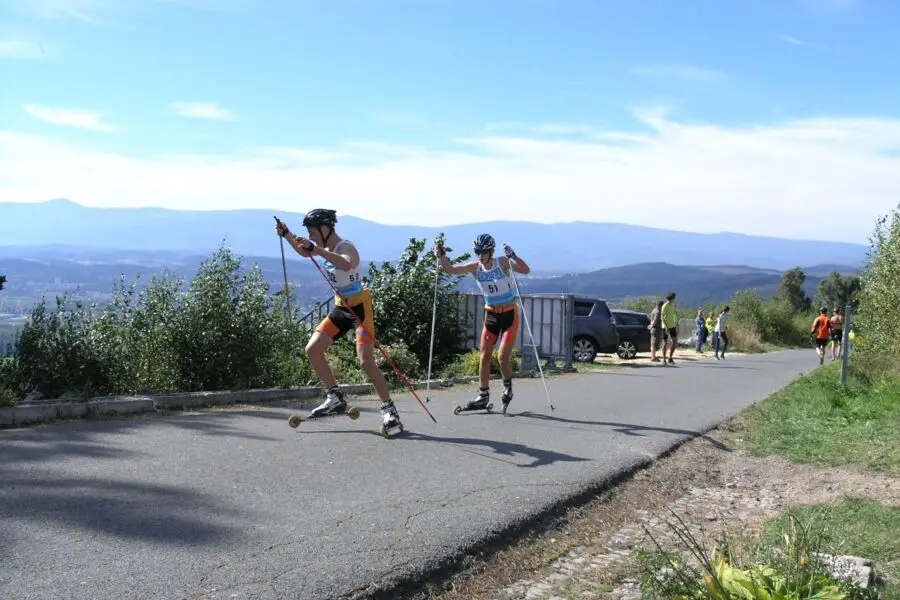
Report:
412,426,900,600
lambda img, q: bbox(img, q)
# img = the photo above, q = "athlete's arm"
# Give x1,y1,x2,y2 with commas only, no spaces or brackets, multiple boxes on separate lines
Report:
275,222,312,258
501,255,531,275
313,244,358,271
501,244,530,274
438,254,477,276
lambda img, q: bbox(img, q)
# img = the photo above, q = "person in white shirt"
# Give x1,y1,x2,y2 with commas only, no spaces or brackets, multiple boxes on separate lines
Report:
714,306,730,360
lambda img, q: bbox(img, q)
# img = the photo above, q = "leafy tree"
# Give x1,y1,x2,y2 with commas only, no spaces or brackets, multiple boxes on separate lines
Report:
364,235,470,374
856,205,900,371
618,296,657,314
816,271,861,311
0,274,6,292
777,267,812,312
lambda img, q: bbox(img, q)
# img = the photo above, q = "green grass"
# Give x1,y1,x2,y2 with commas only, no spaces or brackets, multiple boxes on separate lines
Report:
732,364,900,476
764,498,900,599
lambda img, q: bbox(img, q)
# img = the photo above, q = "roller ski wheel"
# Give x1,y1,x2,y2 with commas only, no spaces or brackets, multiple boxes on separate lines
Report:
287,405,360,428
453,402,493,415
380,421,404,438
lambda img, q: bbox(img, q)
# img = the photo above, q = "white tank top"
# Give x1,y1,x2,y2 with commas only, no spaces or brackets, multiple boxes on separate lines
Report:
475,258,516,306
324,240,365,298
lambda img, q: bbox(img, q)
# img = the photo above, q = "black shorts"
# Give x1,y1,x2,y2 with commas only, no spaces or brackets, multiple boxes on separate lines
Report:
316,298,375,345
815,337,829,348
481,306,519,346
664,327,677,341
831,330,843,341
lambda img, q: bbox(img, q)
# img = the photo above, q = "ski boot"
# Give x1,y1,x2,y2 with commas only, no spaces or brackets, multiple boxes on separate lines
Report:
310,387,348,417
454,388,493,415
379,400,404,438
501,379,513,414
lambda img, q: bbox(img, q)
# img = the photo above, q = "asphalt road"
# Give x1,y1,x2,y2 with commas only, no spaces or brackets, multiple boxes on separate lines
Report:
0,349,815,600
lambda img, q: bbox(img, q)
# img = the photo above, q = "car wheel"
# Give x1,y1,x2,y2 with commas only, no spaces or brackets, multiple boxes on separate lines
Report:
572,336,598,362
616,340,637,360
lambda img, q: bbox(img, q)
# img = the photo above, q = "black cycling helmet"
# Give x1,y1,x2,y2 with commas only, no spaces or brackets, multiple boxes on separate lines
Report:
473,233,495,255
302,208,338,245
302,208,337,228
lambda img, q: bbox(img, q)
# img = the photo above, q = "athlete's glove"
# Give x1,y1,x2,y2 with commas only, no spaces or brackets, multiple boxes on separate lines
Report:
503,244,517,259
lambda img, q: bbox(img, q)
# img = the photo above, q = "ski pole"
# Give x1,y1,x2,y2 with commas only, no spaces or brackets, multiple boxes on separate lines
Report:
425,254,441,403
278,234,292,319
506,250,555,412
300,242,438,423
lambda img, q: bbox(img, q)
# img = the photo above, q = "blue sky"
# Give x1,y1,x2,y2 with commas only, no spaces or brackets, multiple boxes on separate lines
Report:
1,0,899,243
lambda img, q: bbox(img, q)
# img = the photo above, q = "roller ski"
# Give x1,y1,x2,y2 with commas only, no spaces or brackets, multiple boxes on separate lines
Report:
288,388,360,428
501,379,513,415
454,389,494,415
379,400,404,438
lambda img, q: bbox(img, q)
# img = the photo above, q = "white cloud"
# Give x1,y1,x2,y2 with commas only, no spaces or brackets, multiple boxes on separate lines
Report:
0,40,48,58
2,110,899,244
630,65,724,81
168,102,236,121
22,103,119,132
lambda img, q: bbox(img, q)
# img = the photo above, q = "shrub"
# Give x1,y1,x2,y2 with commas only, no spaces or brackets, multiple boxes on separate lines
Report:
374,342,422,385
364,235,469,374
855,204,900,380
0,356,16,406
729,289,812,348
8,244,319,398
725,323,767,354
13,293,114,399
442,348,522,377
324,338,367,385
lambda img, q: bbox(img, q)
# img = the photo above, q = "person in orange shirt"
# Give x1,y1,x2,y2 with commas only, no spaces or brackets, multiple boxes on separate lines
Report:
811,307,832,365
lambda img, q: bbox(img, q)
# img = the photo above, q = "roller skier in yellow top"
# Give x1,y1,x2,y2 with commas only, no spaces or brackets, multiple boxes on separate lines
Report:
275,209,402,434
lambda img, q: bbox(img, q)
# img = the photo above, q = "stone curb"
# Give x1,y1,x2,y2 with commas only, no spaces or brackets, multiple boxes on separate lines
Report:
0,369,576,429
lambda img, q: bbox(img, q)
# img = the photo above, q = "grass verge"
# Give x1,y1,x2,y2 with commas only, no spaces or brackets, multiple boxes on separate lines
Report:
725,363,900,477
763,498,900,600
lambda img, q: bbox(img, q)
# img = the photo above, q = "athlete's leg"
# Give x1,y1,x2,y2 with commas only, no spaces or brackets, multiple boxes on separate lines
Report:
497,308,519,408
480,316,500,391
497,307,520,381
357,343,391,402
353,296,400,426
305,331,338,389
306,308,353,415
463,316,499,410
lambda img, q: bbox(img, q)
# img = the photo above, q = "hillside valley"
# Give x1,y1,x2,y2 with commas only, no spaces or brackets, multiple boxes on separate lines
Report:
0,199,868,272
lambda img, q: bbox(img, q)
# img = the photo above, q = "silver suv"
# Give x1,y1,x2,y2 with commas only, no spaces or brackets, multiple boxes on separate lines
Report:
571,295,618,363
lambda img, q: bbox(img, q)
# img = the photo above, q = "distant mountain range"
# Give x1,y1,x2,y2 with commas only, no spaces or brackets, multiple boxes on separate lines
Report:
516,262,859,307
0,199,869,272
0,243,860,321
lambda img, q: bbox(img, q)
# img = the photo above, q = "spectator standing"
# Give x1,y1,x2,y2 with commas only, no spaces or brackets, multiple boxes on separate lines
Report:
661,292,678,365
648,300,663,362
715,306,730,360
695,309,708,353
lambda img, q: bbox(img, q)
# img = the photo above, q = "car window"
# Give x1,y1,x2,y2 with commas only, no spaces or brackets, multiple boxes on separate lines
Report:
614,313,638,326
574,301,594,316
593,302,612,319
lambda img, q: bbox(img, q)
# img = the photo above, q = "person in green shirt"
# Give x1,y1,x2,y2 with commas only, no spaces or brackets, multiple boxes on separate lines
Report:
661,292,678,364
